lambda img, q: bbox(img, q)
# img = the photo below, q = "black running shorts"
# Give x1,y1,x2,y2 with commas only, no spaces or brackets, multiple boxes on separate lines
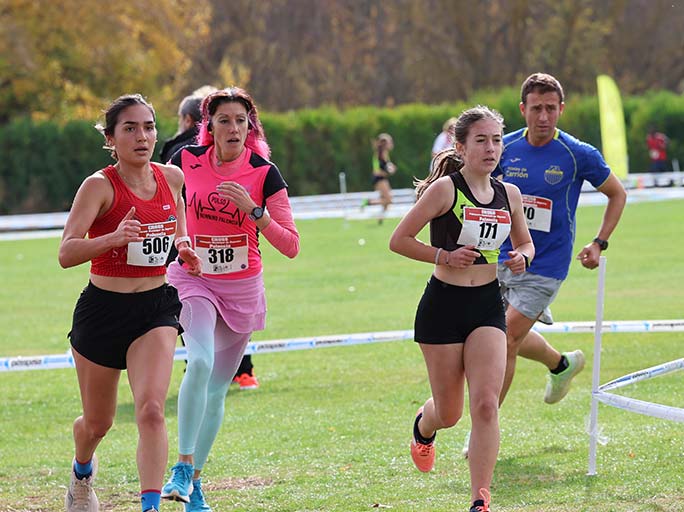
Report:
414,275,506,344
68,281,182,369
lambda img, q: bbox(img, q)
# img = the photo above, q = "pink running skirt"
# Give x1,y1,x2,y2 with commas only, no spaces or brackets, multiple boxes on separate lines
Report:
167,262,266,333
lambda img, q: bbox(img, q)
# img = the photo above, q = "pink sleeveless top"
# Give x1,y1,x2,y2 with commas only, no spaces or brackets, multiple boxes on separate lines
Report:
176,145,287,280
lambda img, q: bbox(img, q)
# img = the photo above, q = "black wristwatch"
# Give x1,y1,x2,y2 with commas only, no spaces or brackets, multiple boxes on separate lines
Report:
593,237,609,251
249,206,264,221
521,253,531,269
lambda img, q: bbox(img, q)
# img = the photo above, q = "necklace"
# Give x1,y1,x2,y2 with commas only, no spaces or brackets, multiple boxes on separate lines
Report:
117,168,153,186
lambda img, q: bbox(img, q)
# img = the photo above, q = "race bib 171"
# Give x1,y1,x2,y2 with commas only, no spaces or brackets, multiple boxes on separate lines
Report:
456,207,512,250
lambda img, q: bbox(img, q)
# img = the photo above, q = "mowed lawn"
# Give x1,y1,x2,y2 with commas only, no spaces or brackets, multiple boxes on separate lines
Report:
0,198,682,511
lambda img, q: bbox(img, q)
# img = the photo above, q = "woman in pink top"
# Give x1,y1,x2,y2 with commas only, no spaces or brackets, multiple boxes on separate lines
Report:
162,87,300,510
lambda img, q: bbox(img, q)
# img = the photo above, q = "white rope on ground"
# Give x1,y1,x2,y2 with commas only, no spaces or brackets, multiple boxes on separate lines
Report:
594,391,684,423
2,320,684,373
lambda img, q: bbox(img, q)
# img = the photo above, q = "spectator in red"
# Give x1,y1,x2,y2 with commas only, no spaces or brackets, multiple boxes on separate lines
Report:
646,126,670,173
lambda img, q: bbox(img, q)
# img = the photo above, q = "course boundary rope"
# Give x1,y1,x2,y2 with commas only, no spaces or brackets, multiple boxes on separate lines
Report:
2,320,683,373
587,258,684,476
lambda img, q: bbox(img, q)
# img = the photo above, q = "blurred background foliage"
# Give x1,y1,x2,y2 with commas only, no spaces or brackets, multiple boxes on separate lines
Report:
1,0,683,212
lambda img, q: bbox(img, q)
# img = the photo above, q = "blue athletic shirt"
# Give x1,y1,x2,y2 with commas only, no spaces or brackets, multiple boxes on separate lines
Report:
494,128,611,280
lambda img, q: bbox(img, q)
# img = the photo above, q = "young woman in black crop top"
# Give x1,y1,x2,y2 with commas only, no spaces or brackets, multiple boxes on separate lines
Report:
390,106,534,512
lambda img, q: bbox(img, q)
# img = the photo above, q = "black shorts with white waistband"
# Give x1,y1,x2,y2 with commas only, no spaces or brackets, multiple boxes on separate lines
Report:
68,281,182,369
414,275,506,344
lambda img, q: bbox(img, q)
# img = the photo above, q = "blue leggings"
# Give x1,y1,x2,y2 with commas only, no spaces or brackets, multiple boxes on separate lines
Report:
177,296,250,469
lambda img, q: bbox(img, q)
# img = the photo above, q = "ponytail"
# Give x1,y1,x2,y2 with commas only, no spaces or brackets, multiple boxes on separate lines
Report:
414,149,463,199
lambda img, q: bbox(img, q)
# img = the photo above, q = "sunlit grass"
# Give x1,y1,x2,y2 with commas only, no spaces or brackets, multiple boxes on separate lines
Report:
0,200,682,511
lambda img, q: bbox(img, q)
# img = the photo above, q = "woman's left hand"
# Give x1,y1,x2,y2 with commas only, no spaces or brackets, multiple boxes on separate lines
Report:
216,181,256,213
179,246,203,276
503,250,527,275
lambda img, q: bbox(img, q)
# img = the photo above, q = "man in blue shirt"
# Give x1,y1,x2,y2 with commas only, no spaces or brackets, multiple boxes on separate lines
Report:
495,73,626,409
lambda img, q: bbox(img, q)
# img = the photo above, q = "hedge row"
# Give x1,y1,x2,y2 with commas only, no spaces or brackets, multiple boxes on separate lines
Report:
1,90,682,214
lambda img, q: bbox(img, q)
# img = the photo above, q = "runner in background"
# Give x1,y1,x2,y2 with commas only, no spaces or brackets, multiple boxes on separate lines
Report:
361,133,397,224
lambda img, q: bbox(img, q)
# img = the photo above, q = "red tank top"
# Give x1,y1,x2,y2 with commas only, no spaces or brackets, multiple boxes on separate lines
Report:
89,164,178,277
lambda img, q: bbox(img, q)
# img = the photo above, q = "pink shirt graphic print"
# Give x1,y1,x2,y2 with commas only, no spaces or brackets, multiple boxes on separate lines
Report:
174,145,287,280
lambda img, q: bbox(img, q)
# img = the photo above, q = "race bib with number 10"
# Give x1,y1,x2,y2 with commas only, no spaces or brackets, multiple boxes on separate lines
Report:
522,195,552,232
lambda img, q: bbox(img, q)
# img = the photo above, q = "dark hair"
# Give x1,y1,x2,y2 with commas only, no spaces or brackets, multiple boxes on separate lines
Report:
520,73,564,104
415,105,504,199
178,95,203,122
97,94,155,137
197,86,269,158
95,94,156,160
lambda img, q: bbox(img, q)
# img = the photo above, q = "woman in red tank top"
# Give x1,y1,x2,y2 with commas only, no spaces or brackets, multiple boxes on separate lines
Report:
58,94,201,512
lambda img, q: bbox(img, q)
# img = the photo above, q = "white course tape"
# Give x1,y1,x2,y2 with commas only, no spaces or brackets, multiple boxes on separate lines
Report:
594,390,684,423
533,319,684,333
0,330,414,372
2,321,683,373
599,358,684,392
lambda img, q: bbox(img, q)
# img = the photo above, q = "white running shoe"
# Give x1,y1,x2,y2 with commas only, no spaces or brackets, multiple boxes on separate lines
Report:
65,455,99,512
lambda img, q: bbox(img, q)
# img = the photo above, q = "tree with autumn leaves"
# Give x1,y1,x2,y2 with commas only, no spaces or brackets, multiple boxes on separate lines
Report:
2,0,683,123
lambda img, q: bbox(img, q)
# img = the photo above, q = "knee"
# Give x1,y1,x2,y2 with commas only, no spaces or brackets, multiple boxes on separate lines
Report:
470,396,499,424
186,356,213,381
433,403,462,429
506,332,524,354
205,384,229,414
80,415,113,440
136,399,166,431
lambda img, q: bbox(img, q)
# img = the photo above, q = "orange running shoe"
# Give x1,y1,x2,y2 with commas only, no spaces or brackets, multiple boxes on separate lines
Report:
469,488,491,512
236,372,259,390
410,407,435,472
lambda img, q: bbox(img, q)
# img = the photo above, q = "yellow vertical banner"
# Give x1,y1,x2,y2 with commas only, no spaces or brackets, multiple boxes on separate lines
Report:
596,75,628,178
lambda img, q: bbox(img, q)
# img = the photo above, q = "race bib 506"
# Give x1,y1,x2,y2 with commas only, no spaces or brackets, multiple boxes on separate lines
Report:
127,220,176,266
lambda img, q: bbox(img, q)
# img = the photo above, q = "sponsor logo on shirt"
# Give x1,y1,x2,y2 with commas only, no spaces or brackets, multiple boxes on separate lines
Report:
544,165,563,185
505,166,529,179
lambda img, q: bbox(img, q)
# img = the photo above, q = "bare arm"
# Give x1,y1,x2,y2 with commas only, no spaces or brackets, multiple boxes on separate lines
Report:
501,182,535,274
576,172,627,269
58,174,142,268
389,177,454,263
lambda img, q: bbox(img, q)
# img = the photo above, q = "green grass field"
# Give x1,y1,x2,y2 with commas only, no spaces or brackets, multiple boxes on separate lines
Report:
0,199,683,511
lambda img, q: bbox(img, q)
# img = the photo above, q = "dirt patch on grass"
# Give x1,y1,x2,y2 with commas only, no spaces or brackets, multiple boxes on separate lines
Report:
205,475,274,491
